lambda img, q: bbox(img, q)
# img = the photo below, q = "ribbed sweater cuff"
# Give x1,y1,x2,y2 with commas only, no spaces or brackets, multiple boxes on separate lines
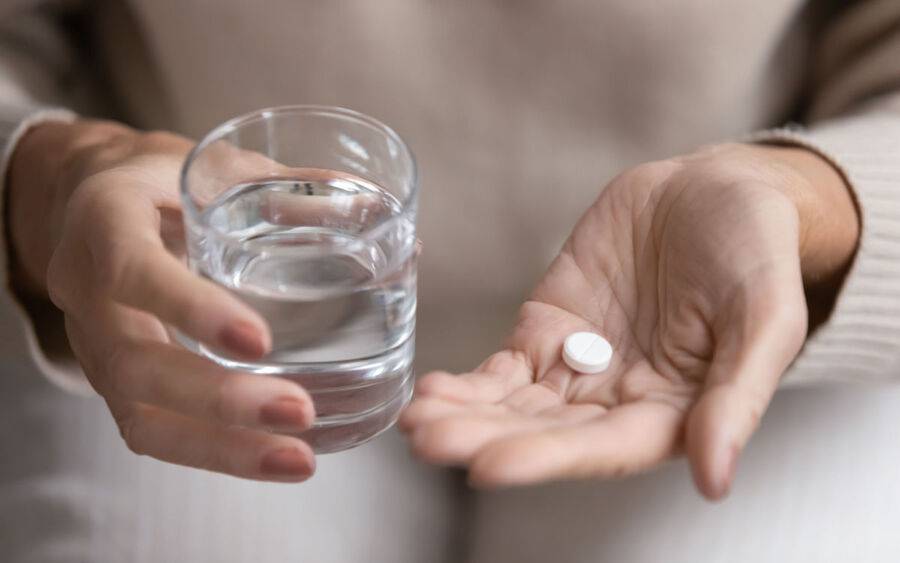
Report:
0,104,91,394
750,112,900,384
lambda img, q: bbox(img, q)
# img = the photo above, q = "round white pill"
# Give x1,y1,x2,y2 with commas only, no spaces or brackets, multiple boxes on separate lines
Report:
562,331,613,374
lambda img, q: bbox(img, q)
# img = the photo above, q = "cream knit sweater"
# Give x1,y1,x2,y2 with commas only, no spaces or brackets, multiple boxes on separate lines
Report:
1,1,900,562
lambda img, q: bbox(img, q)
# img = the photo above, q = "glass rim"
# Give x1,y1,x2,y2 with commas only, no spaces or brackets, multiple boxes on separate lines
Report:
179,104,419,236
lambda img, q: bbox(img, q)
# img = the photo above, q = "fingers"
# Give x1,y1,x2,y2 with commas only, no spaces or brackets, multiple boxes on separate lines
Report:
107,241,270,358
684,385,748,501
412,350,533,404
110,402,315,482
400,351,535,462
76,187,270,358
468,401,682,487
398,396,471,432
401,350,548,465
412,414,540,466
262,192,386,226
401,395,605,466
685,281,807,500
402,347,603,469
106,340,315,431
259,169,392,228
66,296,312,436
402,399,543,465
64,297,318,482
64,302,315,432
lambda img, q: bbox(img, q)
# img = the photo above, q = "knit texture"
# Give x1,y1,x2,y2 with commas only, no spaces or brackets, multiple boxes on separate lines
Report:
751,106,900,384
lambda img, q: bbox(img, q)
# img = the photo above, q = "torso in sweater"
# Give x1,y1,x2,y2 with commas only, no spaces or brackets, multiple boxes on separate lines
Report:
98,0,813,371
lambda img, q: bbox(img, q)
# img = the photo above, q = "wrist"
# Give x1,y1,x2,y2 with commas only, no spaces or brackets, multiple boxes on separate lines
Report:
749,144,860,283
748,143,860,330
6,119,136,296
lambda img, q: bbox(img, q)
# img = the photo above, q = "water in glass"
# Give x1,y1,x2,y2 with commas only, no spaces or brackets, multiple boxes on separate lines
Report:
194,172,416,452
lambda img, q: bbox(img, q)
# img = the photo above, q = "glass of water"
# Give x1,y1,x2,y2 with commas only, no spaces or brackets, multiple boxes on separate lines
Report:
180,106,418,453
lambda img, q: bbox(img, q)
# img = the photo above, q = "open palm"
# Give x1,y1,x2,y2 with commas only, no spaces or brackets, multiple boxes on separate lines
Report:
400,145,810,499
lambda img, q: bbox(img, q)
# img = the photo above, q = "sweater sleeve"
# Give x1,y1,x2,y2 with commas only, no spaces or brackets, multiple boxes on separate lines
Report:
0,8,93,394
752,0,900,385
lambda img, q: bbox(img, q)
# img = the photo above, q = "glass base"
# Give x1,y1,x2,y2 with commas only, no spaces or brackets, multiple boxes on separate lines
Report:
297,370,414,453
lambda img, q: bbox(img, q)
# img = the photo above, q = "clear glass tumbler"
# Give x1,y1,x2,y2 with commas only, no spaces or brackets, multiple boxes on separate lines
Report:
180,106,418,453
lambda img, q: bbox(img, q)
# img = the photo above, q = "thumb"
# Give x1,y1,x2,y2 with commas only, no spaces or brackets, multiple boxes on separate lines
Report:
685,279,807,501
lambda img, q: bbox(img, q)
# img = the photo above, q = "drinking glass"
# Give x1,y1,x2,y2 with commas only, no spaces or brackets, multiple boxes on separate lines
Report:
180,106,418,453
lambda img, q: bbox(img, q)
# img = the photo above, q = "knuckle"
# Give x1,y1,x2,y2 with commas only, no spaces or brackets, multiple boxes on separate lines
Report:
68,190,160,300
68,181,113,223
68,196,129,294
97,240,160,302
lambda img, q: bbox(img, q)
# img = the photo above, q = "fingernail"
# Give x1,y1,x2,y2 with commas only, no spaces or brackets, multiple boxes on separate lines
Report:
260,448,313,477
220,320,268,358
260,397,313,429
